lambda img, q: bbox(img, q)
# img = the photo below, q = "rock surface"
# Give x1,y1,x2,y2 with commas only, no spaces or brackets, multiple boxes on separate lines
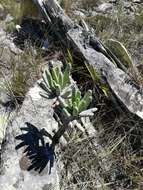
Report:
0,28,22,78
0,85,60,190
0,28,22,149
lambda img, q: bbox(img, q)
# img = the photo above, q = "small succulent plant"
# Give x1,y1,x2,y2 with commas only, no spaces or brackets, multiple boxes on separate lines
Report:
62,87,93,117
38,64,95,119
38,64,71,99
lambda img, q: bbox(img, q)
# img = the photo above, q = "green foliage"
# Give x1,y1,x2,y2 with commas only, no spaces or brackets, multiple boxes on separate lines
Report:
66,87,92,117
66,50,73,65
38,65,93,118
85,62,109,96
38,64,71,99
85,63,100,83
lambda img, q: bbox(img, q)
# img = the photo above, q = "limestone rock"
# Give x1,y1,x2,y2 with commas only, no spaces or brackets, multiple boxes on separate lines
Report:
0,84,60,190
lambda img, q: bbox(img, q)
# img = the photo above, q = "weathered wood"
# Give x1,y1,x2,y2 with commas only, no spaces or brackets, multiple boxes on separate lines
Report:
34,0,143,120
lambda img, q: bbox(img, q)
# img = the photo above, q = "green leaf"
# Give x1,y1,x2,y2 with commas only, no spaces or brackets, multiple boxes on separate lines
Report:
71,87,76,105
42,73,50,89
78,100,87,113
67,99,72,109
101,85,108,97
81,90,92,109
76,97,81,106
51,67,59,83
45,70,54,89
58,70,64,87
72,105,79,117
37,82,51,94
52,81,61,96
83,90,92,101
55,67,60,79
58,96,68,108
62,64,71,88
62,108,71,117
61,89,72,99
85,63,101,83
67,49,73,64
75,89,81,104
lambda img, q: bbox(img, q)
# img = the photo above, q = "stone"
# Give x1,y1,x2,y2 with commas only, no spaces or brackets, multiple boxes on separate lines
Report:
73,10,86,18
68,27,143,120
0,28,22,78
0,84,60,190
96,3,113,13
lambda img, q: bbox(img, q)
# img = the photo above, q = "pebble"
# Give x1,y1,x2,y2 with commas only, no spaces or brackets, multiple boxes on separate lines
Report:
96,3,113,13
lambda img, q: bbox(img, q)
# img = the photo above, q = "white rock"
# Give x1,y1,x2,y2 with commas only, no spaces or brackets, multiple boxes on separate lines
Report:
73,10,86,18
0,83,60,190
132,0,142,3
97,3,113,13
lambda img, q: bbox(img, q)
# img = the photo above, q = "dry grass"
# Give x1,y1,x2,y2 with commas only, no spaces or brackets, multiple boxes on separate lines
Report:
60,0,73,14
58,102,143,189
0,44,44,106
0,0,21,20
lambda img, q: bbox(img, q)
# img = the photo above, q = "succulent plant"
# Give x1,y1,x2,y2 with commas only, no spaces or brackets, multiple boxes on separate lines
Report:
38,64,93,118
38,64,71,99
63,87,93,117
15,63,97,174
